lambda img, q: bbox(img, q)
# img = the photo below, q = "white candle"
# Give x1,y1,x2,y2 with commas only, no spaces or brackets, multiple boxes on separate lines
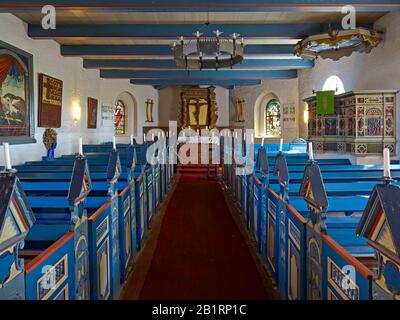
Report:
79,137,83,156
3,142,12,170
261,137,264,147
143,133,146,142
113,136,116,150
280,139,283,153
308,142,314,161
130,135,134,145
384,148,391,178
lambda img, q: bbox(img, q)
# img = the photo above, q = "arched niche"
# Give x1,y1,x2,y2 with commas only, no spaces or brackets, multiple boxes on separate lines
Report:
254,92,281,137
114,91,138,137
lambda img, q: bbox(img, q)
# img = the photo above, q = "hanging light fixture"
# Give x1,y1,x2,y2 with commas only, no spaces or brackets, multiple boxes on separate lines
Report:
294,27,383,61
172,26,244,70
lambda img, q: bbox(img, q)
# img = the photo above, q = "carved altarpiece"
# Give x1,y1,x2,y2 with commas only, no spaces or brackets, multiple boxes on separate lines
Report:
178,86,218,129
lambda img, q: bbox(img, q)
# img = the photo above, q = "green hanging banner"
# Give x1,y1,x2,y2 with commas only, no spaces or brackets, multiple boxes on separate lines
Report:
316,90,335,115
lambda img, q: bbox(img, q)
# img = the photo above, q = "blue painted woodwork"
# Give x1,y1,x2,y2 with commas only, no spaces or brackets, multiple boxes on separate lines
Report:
84,59,314,69
23,232,76,300
132,79,263,88
29,23,324,38
100,69,298,80
62,45,296,57
2,1,397,13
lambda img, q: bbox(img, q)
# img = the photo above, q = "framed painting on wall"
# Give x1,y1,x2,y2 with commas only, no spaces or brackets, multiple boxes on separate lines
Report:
38,73,63,128
87,97,98,129
0,40,35,144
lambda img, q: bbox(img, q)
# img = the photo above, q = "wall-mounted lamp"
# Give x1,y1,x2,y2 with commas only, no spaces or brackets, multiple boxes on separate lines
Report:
72,100,81,124
303,104,309,124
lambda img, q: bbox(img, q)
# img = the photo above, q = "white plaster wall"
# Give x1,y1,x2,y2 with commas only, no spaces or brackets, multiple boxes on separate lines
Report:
0,13,158,165
229,78,299,143
157,85,230,127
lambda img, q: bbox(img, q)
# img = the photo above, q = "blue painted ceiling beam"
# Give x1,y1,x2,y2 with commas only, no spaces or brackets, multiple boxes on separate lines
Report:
62,44,296,56
1,1,397,12
84,59,313,69
101,69,297,79
29,23,324,38
131,79,262,87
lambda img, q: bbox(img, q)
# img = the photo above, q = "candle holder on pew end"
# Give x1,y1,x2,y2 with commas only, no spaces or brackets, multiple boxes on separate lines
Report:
380,148,395,185
1,142,17,176
308,141,315,164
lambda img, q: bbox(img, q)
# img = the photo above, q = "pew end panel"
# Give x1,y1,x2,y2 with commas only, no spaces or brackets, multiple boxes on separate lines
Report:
356,183,400,300
321,234,373,300
135,171,147,250
87,201,113,300
22,231,75,300
0,175,35,300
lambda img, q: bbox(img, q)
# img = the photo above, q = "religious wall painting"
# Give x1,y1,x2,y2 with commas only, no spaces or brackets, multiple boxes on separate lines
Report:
324,117,337,136
367,117,382,136
87,97,98,129
385,106,395,137
114,100,127,135
366,107,382,136
0,41,34,144
339,118,346,136
38,73,63,128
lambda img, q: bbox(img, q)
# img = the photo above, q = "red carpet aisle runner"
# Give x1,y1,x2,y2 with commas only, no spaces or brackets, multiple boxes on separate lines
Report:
138,175,273,300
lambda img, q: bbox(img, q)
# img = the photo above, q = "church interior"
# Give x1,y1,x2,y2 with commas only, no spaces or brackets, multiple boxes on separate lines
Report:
1,1,400,303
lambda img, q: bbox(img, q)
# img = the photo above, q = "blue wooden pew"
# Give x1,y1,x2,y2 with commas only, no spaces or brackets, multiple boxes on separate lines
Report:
235,145,400,300
18,146,149,253
38,150,140,280
79,142,166,229
267,157,377,300
10,157,92,300
17,152,123,300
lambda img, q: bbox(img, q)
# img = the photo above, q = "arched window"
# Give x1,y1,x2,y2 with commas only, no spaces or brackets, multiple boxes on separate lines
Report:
114,100,127,135
322,75,345,94
265,99,281,137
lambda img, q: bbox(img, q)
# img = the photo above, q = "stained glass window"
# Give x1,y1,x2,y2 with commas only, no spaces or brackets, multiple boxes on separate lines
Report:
114,100,127,135
265,99,281,137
